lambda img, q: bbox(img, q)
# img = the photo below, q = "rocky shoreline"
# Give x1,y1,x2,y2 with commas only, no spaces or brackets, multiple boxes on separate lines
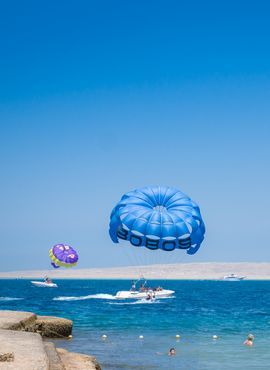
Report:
0,310,101,369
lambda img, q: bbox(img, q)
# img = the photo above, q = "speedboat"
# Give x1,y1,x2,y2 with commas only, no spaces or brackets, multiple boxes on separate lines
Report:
223,274,245,281
115,289,174,299
116,277,174,299
31,281,58,288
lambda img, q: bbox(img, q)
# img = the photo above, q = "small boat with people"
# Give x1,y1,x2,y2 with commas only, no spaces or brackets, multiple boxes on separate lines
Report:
115,278,174,299
223,274,246,281
31,277,58,288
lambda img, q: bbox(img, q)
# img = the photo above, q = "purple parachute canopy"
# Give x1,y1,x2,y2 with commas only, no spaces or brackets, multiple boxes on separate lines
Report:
49,244,78,268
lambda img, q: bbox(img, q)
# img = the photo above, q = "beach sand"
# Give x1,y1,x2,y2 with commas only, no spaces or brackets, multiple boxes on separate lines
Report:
0,262,269,280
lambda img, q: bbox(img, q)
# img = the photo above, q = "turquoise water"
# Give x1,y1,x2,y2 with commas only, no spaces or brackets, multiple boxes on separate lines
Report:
0,279,270,369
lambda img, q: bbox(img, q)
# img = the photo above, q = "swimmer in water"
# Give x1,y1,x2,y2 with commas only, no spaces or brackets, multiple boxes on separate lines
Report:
155,347,176,356
168,348,176,356
244,334,254,346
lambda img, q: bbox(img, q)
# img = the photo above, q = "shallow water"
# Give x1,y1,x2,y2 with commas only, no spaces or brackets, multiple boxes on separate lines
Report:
0,279,269,369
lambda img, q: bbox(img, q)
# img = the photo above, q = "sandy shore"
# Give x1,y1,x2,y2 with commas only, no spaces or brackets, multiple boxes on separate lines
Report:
0,263,269,280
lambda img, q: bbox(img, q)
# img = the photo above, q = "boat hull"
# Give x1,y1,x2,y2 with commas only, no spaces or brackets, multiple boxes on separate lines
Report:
31,281,58,288
115,289,174,299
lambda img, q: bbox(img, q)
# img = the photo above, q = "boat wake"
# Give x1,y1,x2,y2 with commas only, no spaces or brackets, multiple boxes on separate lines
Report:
0,297,24,301
158,296,175,299
53,293,116,301
53,294,175,302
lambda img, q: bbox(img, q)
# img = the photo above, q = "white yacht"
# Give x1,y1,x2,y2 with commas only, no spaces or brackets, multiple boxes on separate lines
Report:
223,274,245,281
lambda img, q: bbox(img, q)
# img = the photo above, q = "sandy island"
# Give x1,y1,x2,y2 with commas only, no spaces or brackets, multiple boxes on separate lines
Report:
0,263,269,280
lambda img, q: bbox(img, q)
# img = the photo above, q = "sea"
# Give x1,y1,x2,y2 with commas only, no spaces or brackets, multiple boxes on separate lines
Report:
0,279,269,370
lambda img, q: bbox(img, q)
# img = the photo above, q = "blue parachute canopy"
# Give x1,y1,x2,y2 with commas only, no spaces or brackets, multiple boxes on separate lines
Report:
109,186,205,254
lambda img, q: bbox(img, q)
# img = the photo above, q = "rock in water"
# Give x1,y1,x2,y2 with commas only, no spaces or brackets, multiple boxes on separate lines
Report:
57,348,101,370
34,316,73,338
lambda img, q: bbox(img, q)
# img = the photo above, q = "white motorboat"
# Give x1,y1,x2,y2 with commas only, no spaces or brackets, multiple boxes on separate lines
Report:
223,274,245,281
116,277,174,299
115,289,174,299
31,281,58,288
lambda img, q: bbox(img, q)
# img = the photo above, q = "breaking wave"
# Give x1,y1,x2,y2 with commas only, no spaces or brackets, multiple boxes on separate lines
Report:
0,297,24,301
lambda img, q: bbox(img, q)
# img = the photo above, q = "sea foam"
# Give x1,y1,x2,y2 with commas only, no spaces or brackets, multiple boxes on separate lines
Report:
109,298,161,305
0,297,24,301
53,293,116,301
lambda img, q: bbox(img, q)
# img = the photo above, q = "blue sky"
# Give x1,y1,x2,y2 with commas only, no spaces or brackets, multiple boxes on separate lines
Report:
0,1,270,270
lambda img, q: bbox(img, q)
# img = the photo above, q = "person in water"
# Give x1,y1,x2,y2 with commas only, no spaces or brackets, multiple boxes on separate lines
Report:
244,334,254,346
168,348,176,356
155,347,176,356
146,291,157,301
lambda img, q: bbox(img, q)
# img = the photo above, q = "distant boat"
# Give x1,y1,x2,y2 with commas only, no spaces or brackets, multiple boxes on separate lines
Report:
31,281,58,288
223,274,245,281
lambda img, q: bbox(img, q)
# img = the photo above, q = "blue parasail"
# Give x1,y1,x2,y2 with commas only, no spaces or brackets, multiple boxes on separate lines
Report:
109,186,205,254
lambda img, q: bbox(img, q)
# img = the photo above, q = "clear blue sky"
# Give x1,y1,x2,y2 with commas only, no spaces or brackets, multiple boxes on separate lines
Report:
0,1,270,270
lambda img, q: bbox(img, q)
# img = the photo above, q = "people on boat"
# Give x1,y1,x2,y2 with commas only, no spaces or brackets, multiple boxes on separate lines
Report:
129,279,166,297
130,281,136,291
244,334,254,346
140,282,148,292
168,348,176,356
44,276,52,284
153,286,163,292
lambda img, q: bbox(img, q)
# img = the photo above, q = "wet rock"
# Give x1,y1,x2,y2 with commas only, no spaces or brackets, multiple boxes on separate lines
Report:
34,316,72,338
57,348,101,370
